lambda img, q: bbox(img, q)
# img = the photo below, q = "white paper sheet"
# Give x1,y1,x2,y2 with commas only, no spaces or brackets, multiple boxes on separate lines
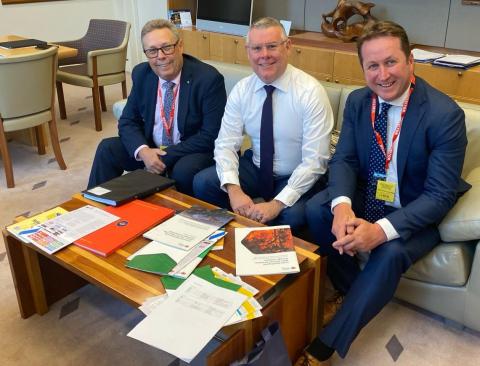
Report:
127,275,247,362
37,205,118,242
26,205,118,254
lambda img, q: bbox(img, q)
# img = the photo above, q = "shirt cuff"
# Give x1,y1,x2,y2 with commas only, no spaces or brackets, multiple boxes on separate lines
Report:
275,185,301,207
331,196,352,213
134,145,148,161
376,218,400,241
219,170,241,193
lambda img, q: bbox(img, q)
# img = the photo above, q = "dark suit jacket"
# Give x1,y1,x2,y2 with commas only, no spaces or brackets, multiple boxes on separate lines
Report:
327,77,468,241
118,54,227,167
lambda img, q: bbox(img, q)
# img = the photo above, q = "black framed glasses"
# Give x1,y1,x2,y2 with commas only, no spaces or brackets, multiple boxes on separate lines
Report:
144,41,179,58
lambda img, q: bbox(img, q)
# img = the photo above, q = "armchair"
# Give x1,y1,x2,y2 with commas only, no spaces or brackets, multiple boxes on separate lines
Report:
0,47,67,188
55,19,131,131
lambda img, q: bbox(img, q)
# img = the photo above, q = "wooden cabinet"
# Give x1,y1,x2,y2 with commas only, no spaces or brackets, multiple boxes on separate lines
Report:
179,28,480,105
332,50,365,86
289,45,334,82
414,63,480,104
209,32,249,65
180,28,210,60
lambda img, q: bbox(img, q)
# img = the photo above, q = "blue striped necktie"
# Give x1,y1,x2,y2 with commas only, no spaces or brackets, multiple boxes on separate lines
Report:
161,81,175,147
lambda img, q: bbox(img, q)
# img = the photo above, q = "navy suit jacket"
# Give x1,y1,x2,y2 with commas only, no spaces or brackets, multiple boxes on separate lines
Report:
118,54,227,167
327,77,468,241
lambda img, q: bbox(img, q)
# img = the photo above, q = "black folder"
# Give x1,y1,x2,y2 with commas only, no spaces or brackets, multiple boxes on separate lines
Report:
82,169,176,206
0,39,48,49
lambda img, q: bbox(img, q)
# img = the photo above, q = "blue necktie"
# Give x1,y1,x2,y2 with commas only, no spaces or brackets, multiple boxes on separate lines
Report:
161,81,175,147
364,102,392,223
260,85,275,201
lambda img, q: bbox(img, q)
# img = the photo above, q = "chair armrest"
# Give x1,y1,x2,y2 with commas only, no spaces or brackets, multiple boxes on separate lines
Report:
52,39,82,49
87,46,128,76
88,45,125,57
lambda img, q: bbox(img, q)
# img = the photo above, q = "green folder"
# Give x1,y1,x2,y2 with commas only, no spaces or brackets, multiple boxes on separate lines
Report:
126,253,176,275
161,265,241,292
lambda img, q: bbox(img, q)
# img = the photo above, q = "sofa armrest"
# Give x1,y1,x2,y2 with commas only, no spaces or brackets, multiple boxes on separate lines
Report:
465,241,480,330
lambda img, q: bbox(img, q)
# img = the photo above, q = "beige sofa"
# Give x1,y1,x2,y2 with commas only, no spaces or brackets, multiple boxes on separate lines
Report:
113,60,480,332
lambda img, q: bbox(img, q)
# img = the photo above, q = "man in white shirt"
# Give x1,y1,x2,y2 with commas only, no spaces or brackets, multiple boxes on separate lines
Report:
193,17,334,232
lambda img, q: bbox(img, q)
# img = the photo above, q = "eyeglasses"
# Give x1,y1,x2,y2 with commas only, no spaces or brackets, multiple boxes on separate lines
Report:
246,39,288,54
144,41,179,58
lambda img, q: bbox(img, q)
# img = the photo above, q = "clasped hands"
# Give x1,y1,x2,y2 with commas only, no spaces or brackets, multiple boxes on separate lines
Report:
331,203,387,256
138,147,167,174
227,184,284,224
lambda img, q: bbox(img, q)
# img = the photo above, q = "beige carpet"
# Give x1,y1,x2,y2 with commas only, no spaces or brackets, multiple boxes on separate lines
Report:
1,82,479,365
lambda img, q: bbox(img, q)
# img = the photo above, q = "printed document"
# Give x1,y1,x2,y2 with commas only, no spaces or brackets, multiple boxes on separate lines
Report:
127,274,246,362
143,206,233,251
26,205,118,254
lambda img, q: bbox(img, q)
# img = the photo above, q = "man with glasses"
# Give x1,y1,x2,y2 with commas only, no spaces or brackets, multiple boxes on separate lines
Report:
87,19,226,195
193,17,333,232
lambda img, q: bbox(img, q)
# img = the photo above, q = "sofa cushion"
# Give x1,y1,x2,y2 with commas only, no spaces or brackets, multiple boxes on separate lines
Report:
460,105,480,176
403,242,475,286
203,60,252,95
336,84,363,130
439,166,480,242
319,81,342,127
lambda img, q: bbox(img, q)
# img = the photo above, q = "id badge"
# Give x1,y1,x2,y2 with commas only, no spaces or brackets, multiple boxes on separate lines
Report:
375,179,396,202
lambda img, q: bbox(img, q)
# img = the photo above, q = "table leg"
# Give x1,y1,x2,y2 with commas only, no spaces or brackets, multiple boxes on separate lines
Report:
4,230,87,318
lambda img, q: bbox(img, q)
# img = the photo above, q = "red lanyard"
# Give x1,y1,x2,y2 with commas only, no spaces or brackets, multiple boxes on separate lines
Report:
370,77,415,170
157,81,179,139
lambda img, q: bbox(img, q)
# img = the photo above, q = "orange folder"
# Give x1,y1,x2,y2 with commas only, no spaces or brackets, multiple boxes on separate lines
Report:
74,200,175,256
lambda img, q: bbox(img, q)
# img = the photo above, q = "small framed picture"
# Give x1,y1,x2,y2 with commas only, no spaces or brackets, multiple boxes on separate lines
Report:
168,9,192,28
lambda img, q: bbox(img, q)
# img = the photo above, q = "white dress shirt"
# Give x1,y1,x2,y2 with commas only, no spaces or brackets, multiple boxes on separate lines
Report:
332,85,411,241
134,73,182,159
214,64,334,207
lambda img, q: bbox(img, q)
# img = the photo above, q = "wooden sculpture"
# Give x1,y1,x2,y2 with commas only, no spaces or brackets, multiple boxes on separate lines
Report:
321,0,377,42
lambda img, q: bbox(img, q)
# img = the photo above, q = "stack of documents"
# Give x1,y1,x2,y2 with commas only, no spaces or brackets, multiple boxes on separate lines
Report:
412,48,445,63
142,205,234,251
74,200,175,256
7,207,68,243
129,266,262,362
433,54,480,69
16,205,119,254
126,230,226,278
126,205,233,278
159,266,263,325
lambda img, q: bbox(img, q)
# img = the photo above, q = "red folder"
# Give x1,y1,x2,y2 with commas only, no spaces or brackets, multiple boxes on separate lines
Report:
74,200,175,256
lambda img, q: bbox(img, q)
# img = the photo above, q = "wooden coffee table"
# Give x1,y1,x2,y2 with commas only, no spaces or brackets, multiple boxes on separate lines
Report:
3,188,326,365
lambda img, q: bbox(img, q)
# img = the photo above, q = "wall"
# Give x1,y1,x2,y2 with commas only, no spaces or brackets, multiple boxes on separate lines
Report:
0,0,168,70
0,0,115,41
253,0,480,52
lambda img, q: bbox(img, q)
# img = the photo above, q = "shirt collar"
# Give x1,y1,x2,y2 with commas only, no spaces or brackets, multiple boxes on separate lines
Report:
159,71,182,87
378,83,411,107
253,64,291,93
